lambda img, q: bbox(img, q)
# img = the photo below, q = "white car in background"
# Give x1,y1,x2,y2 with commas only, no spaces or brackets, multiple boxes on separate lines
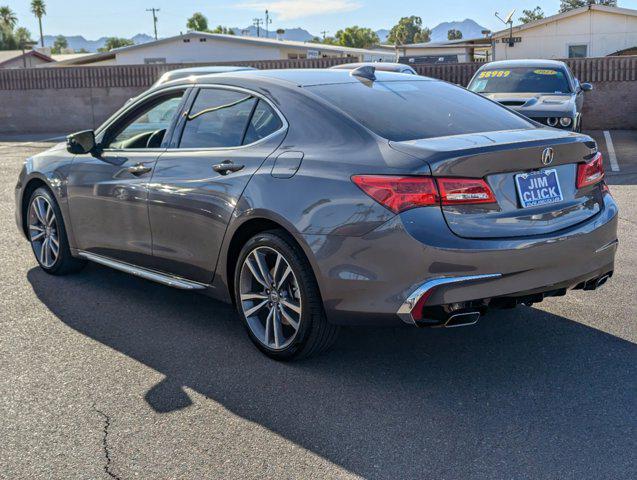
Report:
151,66,258,88
330,62,417,75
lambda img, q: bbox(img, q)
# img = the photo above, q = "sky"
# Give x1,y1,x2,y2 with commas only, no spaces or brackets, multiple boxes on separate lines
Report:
7,0,637,39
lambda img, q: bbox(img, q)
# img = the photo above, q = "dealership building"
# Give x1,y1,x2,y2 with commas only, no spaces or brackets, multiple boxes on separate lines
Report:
51,32,394,67
491,4,637,60
374,5,637,64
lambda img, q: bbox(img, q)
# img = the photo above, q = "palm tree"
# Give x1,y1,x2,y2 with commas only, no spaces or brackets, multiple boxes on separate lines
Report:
0,6,18,29
30,0,46,47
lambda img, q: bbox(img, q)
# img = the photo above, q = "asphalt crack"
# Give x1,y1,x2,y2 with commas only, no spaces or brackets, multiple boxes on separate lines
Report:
93,404,122,480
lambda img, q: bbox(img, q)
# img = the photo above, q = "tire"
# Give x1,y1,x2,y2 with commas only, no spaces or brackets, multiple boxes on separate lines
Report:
234,230,339,360
26,187,86,275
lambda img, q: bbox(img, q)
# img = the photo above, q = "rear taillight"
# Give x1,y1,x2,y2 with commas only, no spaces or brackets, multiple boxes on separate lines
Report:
352,175,496,213
351,175,438,213
437,178,496,205
576,152,605,189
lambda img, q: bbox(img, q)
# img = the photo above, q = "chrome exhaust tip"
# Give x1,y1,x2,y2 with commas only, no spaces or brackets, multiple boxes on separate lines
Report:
595,274,610,289
444,311,480,328
582,272,612,291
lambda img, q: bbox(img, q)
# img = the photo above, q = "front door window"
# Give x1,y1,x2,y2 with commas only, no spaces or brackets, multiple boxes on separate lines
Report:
107,93,184,149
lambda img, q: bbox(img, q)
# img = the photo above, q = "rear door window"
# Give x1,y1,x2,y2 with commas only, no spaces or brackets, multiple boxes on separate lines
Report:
179,89,257,148
306,80,532,142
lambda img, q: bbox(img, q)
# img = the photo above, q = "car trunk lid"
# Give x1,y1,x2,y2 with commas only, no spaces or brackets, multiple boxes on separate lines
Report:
390,128,602,239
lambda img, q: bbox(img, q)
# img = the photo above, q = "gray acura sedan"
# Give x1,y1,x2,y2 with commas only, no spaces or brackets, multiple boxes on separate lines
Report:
468,59,592,131
15,68,617,359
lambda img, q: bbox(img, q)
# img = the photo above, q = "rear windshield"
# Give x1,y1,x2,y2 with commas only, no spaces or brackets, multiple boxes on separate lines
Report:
306,80,532,142
468,67,571,94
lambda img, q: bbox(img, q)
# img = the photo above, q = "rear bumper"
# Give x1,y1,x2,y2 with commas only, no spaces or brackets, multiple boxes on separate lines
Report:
304,192,618,326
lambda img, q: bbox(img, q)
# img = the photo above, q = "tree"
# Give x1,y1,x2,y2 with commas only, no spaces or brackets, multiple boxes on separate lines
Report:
447,29,463,40
559,0,616,13
211,25,235,35
311,35,337,45
187,12,208,32
519,6,545,23
0,6,17,29
1,25,33,50
51,34,67,53
98,37,134,52
30,0,46,47
0,7,29,51
14,27,33,46
333,26,379,49
388,16,431,45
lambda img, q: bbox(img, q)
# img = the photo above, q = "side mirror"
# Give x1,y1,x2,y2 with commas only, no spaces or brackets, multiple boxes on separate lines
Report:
580,82,593,92
66,130,97,155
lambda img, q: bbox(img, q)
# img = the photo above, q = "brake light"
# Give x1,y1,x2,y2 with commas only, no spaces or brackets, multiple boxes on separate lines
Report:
437,178,496,205
352,175,497,213
576,152,605,188
351,175,438,213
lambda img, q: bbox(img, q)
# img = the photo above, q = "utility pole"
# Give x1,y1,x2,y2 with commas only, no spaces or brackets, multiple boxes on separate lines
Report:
146,8,160,40
253,18,263,37
264,9,272,38
320,30,329,40
20,39,36,68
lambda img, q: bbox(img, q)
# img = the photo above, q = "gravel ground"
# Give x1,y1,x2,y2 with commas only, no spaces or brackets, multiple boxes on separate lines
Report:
0,133,635,479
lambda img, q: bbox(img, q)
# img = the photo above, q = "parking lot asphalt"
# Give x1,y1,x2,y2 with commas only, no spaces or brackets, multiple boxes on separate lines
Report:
1,131,635,479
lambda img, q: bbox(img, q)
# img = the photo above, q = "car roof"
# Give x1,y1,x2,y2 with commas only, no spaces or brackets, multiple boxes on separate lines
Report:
190,68,431,87
164,66,257,75
330,62,414,72
480,59,568,69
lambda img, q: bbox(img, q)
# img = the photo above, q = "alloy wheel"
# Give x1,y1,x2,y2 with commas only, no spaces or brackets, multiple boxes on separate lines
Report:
28,195,60,268
239,246,302,350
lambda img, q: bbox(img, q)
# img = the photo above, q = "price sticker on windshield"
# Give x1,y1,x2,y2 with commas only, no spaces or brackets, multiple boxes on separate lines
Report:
478,70,511,79
534,69,558,75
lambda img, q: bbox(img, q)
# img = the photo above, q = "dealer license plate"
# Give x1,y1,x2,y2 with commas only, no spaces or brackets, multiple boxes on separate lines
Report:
515,169,563,208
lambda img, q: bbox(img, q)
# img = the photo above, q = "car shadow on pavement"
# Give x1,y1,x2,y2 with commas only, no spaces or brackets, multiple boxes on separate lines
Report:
27,264,636,479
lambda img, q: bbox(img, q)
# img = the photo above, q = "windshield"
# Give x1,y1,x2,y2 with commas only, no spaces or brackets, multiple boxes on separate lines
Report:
468,67,571,94
306,80,532,142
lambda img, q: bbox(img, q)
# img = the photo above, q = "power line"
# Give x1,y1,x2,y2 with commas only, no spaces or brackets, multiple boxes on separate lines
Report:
320,30,329,40
146,8,160,40
264,9,272,38
253,18,263,37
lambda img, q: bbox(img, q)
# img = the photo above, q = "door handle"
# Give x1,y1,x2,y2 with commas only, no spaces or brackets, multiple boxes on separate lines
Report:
127,163,152,176
213,160,244,175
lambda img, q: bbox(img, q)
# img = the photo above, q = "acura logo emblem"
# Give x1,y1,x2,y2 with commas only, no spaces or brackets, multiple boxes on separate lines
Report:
541,147,555,166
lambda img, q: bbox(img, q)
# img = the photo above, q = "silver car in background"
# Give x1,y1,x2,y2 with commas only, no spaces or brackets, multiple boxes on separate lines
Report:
468,59,592,131
331,62,417,74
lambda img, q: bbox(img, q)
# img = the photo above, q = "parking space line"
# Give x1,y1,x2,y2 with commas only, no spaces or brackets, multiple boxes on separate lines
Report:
0,135,65,152
603,130,620,172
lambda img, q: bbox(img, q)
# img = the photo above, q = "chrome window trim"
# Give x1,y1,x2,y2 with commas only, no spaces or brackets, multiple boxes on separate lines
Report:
93,83,288,157
165,83,289,152
99,148,168,154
